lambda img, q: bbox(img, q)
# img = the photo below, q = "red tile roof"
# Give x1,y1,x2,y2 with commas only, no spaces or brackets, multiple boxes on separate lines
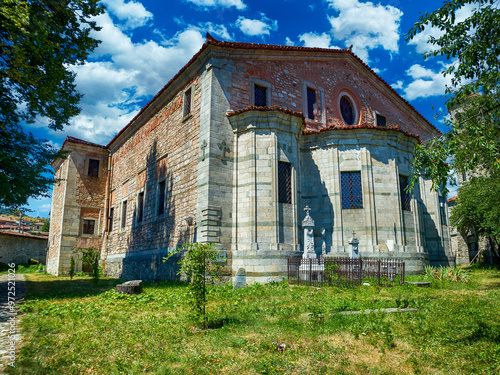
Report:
304,122,422,142
106,33,440,148
63,136,107,150
447,195,458,203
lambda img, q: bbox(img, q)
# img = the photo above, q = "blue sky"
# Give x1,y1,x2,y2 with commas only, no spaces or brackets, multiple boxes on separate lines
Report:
27,0,471,217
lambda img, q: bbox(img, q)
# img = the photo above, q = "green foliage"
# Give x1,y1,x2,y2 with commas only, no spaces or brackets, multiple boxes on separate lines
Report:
425,265,470,283
450,172,500,261
40,219,50,232
69,256,75,280
0,0,104,210
163,242,225,328
92,254,100,286
78,246,99,268
406,0,500,194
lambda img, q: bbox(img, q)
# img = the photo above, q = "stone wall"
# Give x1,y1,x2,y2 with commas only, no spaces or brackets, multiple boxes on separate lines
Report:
47,141,108,276
103,76,201,279
0,232,47,265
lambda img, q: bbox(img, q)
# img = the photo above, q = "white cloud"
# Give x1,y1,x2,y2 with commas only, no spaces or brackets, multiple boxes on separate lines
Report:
285,37,294,46
408,3,476,54
59,12,208,144
186,0,246,10
299,32,340,49
236,14,278,36
326,0,403,62
391,80,404,90
402,64,452,100
102,0,153,29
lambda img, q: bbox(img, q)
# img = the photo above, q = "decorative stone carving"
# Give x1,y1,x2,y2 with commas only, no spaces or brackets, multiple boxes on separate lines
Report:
302,206,316,259
348,231,360,259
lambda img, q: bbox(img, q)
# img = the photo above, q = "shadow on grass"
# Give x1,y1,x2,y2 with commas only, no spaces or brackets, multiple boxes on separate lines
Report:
24,276,122,301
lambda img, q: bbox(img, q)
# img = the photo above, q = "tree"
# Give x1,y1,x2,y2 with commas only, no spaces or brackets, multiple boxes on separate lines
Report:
40,218,49,232
164,243,225,329
0,0,104,209
406,0,500,193
450,172,500,264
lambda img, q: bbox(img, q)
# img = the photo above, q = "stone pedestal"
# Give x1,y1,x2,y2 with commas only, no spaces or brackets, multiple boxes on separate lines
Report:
348,231,360,259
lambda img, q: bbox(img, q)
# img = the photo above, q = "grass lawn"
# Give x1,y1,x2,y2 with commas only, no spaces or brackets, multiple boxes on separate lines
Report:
8,267,500,374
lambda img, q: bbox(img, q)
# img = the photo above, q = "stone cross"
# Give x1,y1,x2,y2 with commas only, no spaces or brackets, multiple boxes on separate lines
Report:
218,140,229,162
348,230,360,259
200,140,207,161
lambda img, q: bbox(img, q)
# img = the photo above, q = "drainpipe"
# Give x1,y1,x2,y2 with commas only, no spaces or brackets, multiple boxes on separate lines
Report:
101,150,112,271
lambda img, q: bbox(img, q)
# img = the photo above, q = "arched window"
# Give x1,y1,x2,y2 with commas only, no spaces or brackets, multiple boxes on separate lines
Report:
339,93,357,125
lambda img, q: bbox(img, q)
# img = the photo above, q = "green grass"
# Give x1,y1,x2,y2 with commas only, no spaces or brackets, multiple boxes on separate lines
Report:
8,268,500,374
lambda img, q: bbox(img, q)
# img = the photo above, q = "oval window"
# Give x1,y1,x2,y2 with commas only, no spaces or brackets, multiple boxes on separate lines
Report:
340,95,356,125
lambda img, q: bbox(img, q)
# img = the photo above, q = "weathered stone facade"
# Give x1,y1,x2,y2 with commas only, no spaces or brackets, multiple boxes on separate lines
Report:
0,232,47,265
47,35,454,281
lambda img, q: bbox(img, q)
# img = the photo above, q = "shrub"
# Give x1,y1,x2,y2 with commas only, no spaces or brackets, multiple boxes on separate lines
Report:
69,256,75,280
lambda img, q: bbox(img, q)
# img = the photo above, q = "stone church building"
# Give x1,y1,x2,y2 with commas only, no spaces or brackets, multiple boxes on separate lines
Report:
47,34,454,283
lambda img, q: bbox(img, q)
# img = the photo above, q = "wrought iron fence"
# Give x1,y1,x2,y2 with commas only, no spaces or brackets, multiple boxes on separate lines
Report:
287,258,405,287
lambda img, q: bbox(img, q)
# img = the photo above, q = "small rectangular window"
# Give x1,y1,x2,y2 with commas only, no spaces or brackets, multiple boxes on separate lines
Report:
121,200,127,228
183,88,192,117
439,196,447,225
278,162,292,204
108,207,114,232
88,159,99,177
137,191,144,223
158,180,166,215
83,219,95,235
376,114,386,127
341,172,363,209
306,87,316,120
399,175,411,211
254,84,267,107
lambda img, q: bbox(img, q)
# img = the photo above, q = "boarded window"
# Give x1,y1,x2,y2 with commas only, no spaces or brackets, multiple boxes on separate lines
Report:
278,162,292,204
88,159,99,177
254,84,267,107
158,180,166,215
83,219,95,235
121,200,127,228
183,87,192,117
307,87,316,120
137,191,144,223
376,114,386,127
108,207,114,232
399,175,411,211
341,172,363,209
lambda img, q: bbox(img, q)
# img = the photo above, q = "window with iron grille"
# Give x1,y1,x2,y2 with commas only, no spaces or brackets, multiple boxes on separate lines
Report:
341,172,363,209
254,84,267,107
108,207,114,232
399,175,411,211
83,219,95,235
137,191,144,223
158,180,166,215
183,88,192,117
278,161,292,204
307,87,316,120
376,113,386,127
121,200,127,228
88,159,99,177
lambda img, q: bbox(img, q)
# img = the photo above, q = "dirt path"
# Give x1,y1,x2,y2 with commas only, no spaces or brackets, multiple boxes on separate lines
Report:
0,273,26,374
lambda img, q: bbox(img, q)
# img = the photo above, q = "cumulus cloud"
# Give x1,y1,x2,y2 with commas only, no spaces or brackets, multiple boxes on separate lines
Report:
56,12,209,143
186,0,246,10
408,3,476,54
299,32,340,49
236,13,278,36
326,0,403,62
402,64,452,100
102,0,153,29
391,80,404,90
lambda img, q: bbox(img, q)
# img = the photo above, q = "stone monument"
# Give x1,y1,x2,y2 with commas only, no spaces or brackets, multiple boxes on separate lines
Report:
321,228,327,258
348,231,360,259
302,206,316,259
